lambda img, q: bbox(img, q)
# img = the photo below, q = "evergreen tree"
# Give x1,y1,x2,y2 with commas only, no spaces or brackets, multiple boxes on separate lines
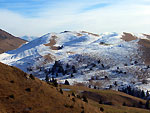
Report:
71,73,74,78
54,61,59,67
141,90,145,98
65,70,68,75
145,100,150,109
66,63,69,68
72,65,75,70
127,86,131,95
73,68,77,73
146,91,149,98
109,85,112,89
62,71,66,76
101,64,104,68
56,73,59,77
88,85,91,88
64,80,70,85
131,89,135,96
114,81,117,86
45,74,49,82
53,79,58,87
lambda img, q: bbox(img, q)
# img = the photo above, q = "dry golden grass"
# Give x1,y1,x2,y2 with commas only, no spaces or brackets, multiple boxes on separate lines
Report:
61,85,150,113
121,32,138,42
81,31,100,37
44,35,59,50
0,29,26,53
43,54,56,63
0,63,99,113
138,39,150,64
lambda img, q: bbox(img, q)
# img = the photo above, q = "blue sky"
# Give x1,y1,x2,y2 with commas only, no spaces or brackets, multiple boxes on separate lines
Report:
0,0,150,36
0,0,111,17
0,0,52,17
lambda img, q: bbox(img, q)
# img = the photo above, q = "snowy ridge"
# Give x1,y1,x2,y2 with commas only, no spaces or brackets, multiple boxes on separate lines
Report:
0,31,150,91
21,35,38,41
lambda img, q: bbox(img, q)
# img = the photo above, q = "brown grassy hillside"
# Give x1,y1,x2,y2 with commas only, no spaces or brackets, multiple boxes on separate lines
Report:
138,39,150,64
121,32,138,41
61,85,150,113
0,62,99,113
0,29,26,53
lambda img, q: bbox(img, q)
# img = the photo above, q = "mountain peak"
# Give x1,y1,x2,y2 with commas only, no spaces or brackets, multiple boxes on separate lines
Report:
0,29,26,53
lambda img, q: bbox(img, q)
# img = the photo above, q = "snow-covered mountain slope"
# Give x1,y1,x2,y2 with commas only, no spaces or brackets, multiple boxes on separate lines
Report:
21,35,38,41
0,31,150,91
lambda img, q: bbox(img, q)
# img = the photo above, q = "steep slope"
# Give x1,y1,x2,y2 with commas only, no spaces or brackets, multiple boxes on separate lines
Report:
0,62,100,113
0,31,150,92
0,63,150,113
0,29,26,53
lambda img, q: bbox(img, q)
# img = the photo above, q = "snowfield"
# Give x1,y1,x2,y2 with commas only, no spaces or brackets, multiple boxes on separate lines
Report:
0,31,150,92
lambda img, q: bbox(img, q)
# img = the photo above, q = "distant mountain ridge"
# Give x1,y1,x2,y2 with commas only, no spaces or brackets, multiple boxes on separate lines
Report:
0,29,26,53
21,35,38,41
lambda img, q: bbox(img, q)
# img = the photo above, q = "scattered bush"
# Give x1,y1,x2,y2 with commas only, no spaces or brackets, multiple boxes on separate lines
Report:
81,106,84,109
99,99,103,104
100,107,104,112
72,98,75,102
9,94,14,99
82,96,88,103
25,88,31,92
81,110,84,113
64,104,74,108
77,95,81,99
30,74,35,80
53,80,58,87
59,88,63,94
123,102,126,106
51,78,58,87
103,102,112,105
24,107,32,112
142,79,148,84
10,80,14,83
72,92,75,97
124,64,128,66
